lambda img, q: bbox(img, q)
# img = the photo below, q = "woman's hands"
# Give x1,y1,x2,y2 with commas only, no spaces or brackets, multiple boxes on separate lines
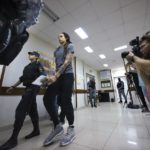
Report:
41,75,57,85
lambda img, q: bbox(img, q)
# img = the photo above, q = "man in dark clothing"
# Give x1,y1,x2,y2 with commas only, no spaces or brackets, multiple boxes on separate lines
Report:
117,78,127,103
0,0,43,65
87,78,97,107
0,51,45,150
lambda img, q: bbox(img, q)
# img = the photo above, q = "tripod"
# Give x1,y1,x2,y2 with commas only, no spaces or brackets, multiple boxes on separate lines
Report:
122,58,142,108
123,73,142,108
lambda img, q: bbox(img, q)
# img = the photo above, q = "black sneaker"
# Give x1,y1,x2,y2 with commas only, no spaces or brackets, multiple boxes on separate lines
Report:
0,138,17,150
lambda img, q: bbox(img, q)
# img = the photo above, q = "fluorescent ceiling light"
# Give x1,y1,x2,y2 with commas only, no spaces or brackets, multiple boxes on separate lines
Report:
128,141,137,145
114,45,127,51
103,64,108,67
84,46,93,53
99,54,106,59
74,27,88,39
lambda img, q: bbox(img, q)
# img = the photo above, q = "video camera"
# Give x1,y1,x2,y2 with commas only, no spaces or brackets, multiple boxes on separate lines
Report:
121,36,142,58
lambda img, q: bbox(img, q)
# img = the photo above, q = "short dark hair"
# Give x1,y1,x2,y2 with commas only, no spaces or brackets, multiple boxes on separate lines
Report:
118,78,121,81
62,32,71,44
140,31,150,43
145,31,150,36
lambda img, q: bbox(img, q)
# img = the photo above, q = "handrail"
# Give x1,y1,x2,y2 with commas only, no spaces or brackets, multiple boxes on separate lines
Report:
0,87,115,96
0,86,45,96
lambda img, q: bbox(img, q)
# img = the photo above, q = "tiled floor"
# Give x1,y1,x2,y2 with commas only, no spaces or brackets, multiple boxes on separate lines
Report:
0,102,150,150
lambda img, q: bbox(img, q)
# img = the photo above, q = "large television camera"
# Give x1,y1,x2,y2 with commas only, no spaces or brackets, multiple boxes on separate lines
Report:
121,36,142,59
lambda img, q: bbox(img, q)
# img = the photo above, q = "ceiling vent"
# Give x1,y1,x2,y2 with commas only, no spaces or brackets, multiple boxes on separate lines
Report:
42,3,59,22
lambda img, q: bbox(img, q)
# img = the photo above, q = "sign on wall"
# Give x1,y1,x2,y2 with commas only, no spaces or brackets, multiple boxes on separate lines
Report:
77,74,84,89
100,70,113,89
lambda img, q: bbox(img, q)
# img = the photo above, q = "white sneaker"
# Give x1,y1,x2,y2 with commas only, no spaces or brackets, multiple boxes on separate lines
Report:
43,124,64,146
60,126,75,146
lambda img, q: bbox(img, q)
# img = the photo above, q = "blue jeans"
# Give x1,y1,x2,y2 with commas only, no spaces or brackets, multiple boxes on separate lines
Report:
118,89,127,102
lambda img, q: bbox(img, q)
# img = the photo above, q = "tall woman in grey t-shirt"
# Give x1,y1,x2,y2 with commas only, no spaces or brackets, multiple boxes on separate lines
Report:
43,32,75,146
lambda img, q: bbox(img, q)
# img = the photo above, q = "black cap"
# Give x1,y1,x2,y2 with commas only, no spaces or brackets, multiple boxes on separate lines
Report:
28,51,40,58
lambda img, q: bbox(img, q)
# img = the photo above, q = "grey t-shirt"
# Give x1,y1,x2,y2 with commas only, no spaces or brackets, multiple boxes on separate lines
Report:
54,43,75,74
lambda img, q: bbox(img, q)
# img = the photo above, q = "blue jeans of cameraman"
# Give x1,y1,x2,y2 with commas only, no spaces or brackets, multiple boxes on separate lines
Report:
118,89,127,103
89,88,97,107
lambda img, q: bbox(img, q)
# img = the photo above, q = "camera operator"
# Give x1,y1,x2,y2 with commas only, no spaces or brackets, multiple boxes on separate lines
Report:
125,33,150,103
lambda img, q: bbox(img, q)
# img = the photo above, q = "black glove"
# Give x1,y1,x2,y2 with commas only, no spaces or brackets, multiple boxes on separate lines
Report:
0,18,26,54
0,30,29,65
10,19,26,35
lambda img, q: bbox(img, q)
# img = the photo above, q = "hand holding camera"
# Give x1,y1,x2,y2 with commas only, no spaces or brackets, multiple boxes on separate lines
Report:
126,52,135,62
121,36,142,60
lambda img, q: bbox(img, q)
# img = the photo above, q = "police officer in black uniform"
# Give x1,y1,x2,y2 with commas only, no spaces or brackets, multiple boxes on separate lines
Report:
0,51,45,150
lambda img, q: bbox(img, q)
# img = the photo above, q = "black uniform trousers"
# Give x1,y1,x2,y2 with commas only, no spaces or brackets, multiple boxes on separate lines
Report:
57,95,65,123
43,73,74,127
12,84,40,139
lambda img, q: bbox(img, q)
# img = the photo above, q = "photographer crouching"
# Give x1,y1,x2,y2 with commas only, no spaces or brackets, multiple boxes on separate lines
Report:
123,32,150,110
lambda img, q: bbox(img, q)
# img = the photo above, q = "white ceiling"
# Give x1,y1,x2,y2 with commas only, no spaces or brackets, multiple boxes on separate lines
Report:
28,0,150,70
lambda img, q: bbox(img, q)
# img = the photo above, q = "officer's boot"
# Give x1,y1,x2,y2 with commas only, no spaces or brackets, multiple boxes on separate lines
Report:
25,119,40,139
0,119,23,150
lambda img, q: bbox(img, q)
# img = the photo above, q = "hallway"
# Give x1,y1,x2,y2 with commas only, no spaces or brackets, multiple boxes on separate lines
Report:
0,103,150,150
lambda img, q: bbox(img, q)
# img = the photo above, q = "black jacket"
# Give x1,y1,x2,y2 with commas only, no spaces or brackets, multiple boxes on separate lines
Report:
19,61,45,86
88,80,96,89
117,81,124,90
